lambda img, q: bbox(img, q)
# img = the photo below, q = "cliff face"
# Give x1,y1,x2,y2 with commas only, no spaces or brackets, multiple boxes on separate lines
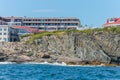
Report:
34,32,120,64
0,31,120,65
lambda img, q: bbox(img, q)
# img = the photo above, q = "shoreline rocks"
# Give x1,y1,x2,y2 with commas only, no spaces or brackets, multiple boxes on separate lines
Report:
0,32,120,66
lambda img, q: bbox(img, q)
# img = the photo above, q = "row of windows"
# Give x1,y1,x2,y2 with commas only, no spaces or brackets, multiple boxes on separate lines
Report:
5,19,79,22
14,19,22,22
8,23,21,26
6,19,11,22
23,19,79,22
0,38,7,41
0,31,17,36
0,33,7,35
5,19,22,22
0,28,7,31
23,23,79,26
16,29,28,33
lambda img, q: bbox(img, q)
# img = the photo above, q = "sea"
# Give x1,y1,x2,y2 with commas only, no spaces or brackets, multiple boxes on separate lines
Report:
0,62,120,80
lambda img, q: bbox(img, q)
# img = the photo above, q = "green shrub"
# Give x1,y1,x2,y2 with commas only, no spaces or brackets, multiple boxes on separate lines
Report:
20,34,31,39
110,27,117,32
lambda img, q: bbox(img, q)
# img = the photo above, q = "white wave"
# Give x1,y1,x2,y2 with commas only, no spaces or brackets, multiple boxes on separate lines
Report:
40,61,49,64
67,64,105,67
23,62,102,67
37,61,67,66
1,61,106,67
23,61,67,66
52,62,67,66
0,62,15,64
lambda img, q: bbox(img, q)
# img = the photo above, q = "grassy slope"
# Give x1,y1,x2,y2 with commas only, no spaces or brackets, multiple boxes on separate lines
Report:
21,27,120,43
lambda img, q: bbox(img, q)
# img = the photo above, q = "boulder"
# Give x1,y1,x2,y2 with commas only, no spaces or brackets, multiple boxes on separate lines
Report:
7,54,32,63
0,52,8,61
39,52,50,58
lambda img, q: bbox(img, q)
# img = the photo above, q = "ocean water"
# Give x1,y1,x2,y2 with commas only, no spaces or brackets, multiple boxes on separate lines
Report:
0,64,120,80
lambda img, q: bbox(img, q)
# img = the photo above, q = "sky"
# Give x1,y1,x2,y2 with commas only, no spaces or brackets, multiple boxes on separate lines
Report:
0,0,120,27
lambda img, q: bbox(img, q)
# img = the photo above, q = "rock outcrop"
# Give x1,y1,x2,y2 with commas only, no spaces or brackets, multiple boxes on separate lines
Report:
0,31,120,65
34,32,120,65
38,52,51,58
0,52,8,61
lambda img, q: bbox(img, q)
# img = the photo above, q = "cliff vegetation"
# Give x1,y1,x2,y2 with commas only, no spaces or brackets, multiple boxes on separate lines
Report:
24,27,120,44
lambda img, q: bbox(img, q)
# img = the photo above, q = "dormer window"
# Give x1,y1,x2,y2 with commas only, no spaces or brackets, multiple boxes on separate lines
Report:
109,18,114,23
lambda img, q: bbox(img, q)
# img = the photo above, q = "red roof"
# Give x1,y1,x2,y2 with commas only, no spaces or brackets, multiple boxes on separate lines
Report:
103,18,120,27
14,26,43,33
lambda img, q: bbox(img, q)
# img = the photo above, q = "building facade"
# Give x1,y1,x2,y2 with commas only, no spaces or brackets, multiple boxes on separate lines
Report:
0,16,80,40
1,16,80,31
0,17,7,25
102,18,120,27
0,25,19,42
14,26,41,35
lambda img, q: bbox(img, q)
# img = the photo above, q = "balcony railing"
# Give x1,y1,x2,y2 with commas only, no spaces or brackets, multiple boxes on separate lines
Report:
22,21,80,23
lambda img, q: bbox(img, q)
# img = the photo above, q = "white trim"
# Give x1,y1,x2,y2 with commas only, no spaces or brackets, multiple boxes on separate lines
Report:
103,24,120,27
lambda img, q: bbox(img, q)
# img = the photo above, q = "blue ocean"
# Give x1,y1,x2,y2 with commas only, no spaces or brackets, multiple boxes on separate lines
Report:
0,63,120,80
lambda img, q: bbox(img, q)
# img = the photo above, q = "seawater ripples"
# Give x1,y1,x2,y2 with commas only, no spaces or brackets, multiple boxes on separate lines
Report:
0,64,120,80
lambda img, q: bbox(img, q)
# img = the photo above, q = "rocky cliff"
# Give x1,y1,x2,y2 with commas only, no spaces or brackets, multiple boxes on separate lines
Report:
0,30,120,65
33,31,120,65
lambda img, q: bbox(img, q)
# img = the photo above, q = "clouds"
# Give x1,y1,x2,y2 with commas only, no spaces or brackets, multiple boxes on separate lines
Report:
32,9,56,13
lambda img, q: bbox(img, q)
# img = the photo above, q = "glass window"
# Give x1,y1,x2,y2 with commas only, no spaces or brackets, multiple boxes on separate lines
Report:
0,33,2,35
4,33,7,35
4,28,7,31
6,19,11,22
0,28,2,31
0,38,2,40
4,38,6,41
110,18,114,22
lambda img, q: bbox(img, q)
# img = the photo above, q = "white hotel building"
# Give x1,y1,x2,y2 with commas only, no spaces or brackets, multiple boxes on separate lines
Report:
0,25,19,42
2,16,80,30
0,16,81,42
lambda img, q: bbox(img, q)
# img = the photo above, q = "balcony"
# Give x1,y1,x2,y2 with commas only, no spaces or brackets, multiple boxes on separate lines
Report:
22,21,80,24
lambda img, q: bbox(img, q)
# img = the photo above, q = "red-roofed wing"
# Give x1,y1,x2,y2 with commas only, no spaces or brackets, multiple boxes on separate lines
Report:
14,26,42,33
103,18,120,27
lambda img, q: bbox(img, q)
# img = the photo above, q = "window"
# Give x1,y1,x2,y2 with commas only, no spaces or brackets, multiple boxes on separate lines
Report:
0,28,2,31
4,33,7,35
0,38,2,40
15,23,20,25
0,33,2,35
3,38,6,41
110,18,114,22
4,28,7,31
6,19,11,22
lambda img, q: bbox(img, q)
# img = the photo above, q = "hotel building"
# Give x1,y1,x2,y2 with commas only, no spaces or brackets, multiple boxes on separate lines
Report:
0,16,80,42
0,17,7,25
2,16,80,31
0,25,19,42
